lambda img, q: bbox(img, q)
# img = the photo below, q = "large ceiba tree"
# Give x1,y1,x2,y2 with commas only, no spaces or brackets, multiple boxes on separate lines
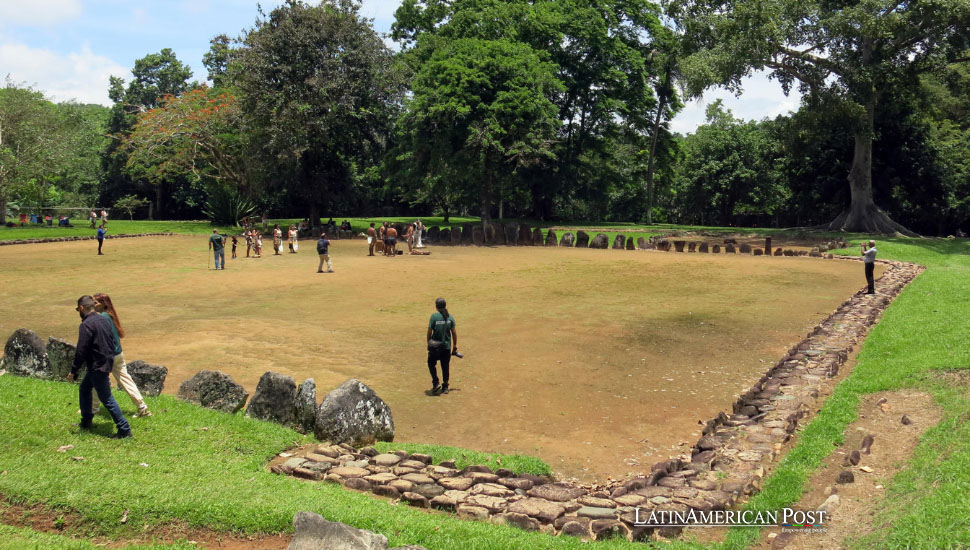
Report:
670,0,970,236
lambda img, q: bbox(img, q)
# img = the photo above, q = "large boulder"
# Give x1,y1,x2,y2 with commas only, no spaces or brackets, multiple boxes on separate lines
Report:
450,227,462,245
590,233,609,249
560,232,575,247
296,379,318,434
47,337,76,380
575,231,589,248
504,223,519,245
626,237,635,250
177,370,249,413
531,228,543,246
426,226,440,243
461,223,475,245
289,511,428,550
485,222,505,245
246,371,297,426
518,225,533,245
636,237,647,249
2,329,49,378
612,235,626,249
544,229,557,246
315,379,395,446
126,360,167,397
438,228,451,244
472,226,485,246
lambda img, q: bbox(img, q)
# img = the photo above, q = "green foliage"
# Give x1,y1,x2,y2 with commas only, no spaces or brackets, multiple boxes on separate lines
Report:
232,0,406,222
202,185,258,226
113,195,149,220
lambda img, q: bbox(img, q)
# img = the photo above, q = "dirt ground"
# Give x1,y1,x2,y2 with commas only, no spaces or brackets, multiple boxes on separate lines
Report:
755,389,942,550
0,236,882,482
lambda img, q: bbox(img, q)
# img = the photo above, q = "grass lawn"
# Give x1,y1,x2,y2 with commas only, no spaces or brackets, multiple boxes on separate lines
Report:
720,237,970,549
0,376,704,550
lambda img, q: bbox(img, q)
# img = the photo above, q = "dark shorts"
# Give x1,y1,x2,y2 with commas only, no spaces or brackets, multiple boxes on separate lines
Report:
386,237,396,246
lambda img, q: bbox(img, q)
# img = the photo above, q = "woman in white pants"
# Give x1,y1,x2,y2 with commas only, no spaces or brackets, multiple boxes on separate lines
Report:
91,293,151,417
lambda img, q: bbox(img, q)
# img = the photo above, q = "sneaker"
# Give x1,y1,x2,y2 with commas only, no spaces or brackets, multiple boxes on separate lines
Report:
110,431,132,439
432,384,442,394
327,270,334,273
136,408,152,418
317,270,324,273
76,421,93,430
441,384,449,394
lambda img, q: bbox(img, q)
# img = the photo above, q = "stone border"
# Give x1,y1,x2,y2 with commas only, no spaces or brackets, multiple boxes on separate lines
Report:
0,233,178,246
269,256,923,542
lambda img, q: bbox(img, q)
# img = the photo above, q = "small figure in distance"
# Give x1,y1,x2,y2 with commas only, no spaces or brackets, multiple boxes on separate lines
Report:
231,235,238,259
245,229,253,258
385,224,398,257
288,225,298,253
89,210,97,228
861,239,877,294
426,297,458,394
415,218,424,248
317,232,333,273
367,223,377,256
68,295,132,439
254,229,263,257
406,223,415,253
96,223,107,255
273,224,283,255
209,229,225,270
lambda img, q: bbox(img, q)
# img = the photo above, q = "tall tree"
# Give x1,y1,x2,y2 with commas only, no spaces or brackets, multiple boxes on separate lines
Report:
233,0,405,223
669,0,970,235
101,49,194,217
395,37,562,224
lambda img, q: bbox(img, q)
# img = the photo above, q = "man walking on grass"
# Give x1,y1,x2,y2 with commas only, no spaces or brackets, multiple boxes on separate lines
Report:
68,295,132,439
209,229,226,270
317,233,333,273
862,240,877,294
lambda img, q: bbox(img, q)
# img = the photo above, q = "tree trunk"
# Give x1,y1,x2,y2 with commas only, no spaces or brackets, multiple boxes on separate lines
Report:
155,184,163,219
826,100,918,236
481,167,492,225
309,203,319,229
644,96,666,226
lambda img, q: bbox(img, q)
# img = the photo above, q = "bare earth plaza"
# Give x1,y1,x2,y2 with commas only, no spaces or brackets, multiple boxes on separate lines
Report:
1,0,969,549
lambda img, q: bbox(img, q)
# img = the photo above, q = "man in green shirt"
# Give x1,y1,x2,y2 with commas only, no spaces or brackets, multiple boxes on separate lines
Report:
209,229,226,270
426,297,458,394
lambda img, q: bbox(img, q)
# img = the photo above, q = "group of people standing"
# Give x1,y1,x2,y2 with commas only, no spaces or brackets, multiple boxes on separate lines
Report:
366,220,426,257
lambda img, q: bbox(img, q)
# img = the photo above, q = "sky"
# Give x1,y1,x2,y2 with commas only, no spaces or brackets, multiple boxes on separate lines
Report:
0,0,802,134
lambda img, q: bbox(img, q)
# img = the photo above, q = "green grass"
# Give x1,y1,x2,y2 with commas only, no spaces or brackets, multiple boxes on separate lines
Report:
0,220,237,241
0,376,706,549
373,441,551,476
719,237,970,550
0,524,194,550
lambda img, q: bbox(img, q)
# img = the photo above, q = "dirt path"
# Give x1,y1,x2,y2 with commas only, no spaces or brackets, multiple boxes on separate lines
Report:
755,389,942,550
0,237,881,482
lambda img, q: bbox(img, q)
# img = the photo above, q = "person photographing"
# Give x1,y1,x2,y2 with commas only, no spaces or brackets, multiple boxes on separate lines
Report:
861,239,877,294
426,297,459,394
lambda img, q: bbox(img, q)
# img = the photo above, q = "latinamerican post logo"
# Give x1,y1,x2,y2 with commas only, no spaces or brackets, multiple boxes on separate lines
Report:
633,508,828,532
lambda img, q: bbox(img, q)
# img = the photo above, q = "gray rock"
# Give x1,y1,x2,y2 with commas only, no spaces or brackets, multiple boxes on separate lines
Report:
739,243,752,254
527,482,585,502
126,360,167,397
2,329,49,379
461,223,475,245
246,371,298,426
589,233,609,249
626,237,635,250
289,511,390,550
177,370,249,413
450,227,462,245
637,237,646,249
426,226,440,243
544,229,557,246
575,230,589,248
578,506,618,520
296,379,318,433
532,227,544,246
504,223,519,245
46,337,76,380
472,226,485,246
699,242,709,253
438,228,450,244
560,232,575,247
518,225,533,245
612,235,626,249
315,379,394,447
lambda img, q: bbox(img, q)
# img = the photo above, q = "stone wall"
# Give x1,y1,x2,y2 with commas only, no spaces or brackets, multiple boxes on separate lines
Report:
0,233,178,247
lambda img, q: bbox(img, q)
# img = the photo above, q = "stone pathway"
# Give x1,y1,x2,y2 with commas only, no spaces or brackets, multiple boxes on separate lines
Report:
273,257,923,543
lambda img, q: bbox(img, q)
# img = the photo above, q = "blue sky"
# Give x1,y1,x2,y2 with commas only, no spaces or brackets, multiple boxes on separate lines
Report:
0,0,800,134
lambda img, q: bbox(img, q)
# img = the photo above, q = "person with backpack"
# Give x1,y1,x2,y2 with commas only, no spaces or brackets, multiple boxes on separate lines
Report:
317,233,333,273
426,297,458,394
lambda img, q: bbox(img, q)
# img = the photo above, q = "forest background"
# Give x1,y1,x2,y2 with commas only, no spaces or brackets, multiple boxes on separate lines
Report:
1,0,968,236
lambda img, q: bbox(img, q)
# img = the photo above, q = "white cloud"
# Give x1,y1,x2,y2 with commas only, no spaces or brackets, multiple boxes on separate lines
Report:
670,71,803,135
0,41,127,105
0,0,82,26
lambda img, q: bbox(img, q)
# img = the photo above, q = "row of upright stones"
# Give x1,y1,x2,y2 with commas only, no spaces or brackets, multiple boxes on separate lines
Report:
417,223,845,257
0,331,396,448
274,259,923,542
0,233,177,247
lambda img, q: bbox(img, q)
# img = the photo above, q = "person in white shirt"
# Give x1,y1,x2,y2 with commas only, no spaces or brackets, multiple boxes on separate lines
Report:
861,240,877,294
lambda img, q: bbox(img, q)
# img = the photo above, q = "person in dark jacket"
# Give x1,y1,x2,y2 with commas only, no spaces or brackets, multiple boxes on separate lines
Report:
317,233,333,273
67,295,132,438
